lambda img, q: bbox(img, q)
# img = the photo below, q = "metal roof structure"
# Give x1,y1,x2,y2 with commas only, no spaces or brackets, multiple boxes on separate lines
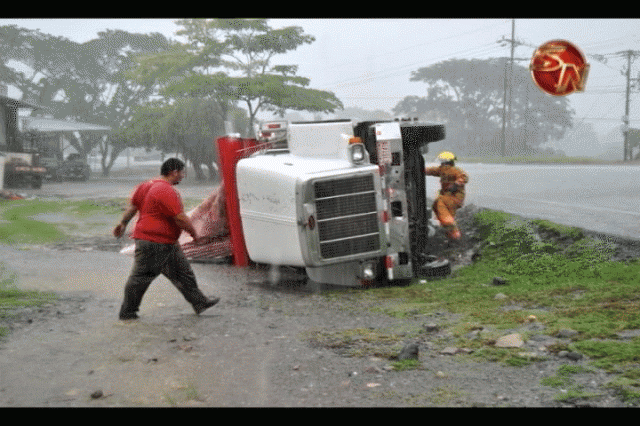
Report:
22,117,111,132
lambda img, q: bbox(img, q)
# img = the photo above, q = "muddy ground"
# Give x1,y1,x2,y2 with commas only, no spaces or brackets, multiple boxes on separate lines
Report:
1,199,640,407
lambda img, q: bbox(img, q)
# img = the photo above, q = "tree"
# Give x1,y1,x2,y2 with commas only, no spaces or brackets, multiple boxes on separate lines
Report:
543,121,603,157
82,30,173,175
129,19,343,132
0,26,172,175
394,58,574,156
118,97,248,180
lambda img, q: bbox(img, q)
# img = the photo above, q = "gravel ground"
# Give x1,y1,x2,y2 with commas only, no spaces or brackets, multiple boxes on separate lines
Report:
1,203,639,407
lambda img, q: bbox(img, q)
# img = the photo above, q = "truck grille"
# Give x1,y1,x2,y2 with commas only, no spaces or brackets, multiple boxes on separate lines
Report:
313,174,380,259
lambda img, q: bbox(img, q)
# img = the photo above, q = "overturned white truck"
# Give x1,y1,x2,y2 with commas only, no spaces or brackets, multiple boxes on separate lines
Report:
216,118,448,287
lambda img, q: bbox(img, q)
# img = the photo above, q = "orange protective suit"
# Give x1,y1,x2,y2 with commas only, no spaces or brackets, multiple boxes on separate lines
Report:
424,164,469,240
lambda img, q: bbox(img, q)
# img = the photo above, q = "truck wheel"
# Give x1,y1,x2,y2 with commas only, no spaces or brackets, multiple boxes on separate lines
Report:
420,256,451,278
422,124,446,143
399,123,446,147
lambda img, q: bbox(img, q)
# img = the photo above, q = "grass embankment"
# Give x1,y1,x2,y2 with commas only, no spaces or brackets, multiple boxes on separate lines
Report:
308,209,640,404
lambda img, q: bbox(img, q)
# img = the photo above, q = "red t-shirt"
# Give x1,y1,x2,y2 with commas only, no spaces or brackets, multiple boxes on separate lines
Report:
131,179,184,244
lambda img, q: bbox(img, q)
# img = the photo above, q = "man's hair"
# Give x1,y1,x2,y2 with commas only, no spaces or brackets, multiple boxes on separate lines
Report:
161,158,185,176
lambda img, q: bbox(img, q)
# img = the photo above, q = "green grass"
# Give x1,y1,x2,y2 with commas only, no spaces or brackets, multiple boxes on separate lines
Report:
303,327,408,359
0,198,125,245
540,364,602,402
391,359,423,371
0,198,129,337
0,263,56,338
371,210,640,335
343,208,640,403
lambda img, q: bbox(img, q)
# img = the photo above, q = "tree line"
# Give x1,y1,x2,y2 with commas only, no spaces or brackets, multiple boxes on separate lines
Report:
0,19,343,178
0,19,574,178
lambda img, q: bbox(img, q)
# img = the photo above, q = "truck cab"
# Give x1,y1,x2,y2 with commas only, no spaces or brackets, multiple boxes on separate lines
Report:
217,118,446,287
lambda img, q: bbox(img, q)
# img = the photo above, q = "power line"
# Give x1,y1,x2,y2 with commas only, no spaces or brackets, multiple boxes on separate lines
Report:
321,41,505,90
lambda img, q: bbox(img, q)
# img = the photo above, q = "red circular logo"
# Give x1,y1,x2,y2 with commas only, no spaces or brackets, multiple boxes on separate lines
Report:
530,40,589,96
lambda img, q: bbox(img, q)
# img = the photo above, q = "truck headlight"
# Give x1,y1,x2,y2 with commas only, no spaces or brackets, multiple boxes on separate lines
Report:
348,143,367,164
361,261,376,280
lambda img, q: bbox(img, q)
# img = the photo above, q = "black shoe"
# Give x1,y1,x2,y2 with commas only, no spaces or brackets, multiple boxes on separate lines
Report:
119,313,139,320
194,297,220,315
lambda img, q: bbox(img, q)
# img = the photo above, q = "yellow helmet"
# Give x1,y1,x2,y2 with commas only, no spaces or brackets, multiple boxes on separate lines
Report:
437,151,456,163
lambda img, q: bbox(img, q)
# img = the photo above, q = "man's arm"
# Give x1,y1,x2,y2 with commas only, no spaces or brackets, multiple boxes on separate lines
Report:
173,212,200,242
113,203,138,238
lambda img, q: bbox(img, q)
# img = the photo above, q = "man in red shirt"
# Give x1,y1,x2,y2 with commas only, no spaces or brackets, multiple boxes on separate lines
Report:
113,158,220,320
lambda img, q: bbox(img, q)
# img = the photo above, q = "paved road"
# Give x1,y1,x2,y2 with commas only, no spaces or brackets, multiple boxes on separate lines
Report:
427,163,640,240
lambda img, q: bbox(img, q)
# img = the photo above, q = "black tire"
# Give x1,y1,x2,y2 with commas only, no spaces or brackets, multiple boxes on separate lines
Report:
399,123,446,147
420,257,451,279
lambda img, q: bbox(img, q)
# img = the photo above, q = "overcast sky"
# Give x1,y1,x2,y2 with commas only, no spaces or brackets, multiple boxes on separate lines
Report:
2,18,639,137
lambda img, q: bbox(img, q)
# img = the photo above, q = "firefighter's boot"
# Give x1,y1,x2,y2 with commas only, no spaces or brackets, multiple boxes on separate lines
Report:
444,223,461,240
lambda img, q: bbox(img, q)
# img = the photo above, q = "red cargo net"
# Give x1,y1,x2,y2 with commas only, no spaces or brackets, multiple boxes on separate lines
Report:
120,183,232,261
179,183,232,261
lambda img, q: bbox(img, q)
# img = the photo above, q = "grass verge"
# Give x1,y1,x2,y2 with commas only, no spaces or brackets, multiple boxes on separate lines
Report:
308,208,640,404
0,263,56,339
0,198,129,337
0,198,126,245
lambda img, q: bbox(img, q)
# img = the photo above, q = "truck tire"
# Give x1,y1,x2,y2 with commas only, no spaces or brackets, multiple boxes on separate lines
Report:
420,256,451,278
399,123,446,147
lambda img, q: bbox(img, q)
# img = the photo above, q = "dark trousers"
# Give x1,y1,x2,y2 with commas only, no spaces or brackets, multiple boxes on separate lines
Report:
120,239,209,317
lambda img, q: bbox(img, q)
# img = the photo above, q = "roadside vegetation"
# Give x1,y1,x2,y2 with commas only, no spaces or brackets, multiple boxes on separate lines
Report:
0,264,55,339
0,199,124,245
310,209,640,404
0,197,203,246
0,198,127,337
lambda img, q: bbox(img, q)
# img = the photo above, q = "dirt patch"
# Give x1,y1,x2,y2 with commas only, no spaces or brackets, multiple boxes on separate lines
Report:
1,205,639,407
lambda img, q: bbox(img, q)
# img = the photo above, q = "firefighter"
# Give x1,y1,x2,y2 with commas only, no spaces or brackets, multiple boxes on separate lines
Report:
425,151,469,240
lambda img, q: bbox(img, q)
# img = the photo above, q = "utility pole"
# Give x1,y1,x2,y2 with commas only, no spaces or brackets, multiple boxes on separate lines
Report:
501,58,507,157
621,50,638,161
508,19,515,153
500,19,517,157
